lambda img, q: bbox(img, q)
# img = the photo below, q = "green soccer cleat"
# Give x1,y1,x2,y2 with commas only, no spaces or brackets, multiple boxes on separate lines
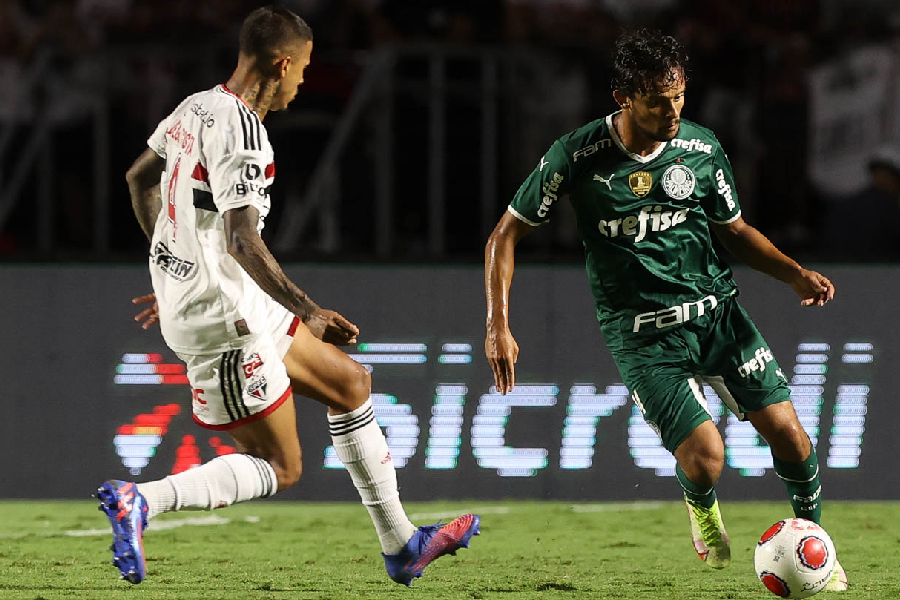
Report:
685,497,731,569
824,558,848,591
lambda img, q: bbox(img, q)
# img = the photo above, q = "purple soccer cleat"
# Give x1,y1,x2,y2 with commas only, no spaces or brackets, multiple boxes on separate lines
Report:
96,479,148,584
383,513,481,586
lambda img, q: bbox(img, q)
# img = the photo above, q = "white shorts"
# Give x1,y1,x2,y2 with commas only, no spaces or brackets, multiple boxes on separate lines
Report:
178,307,300,430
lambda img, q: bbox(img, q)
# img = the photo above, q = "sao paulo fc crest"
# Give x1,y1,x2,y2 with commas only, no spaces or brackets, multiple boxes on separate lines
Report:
661,164,695,200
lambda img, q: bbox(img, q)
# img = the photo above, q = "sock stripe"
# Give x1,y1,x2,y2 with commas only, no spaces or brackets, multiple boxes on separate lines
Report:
329,405,374,432
328,404,373,427
775,464,819,483
219,352,238,422
329,412,376,437
247,456,272,497
254,456,275,497
331,415,377,436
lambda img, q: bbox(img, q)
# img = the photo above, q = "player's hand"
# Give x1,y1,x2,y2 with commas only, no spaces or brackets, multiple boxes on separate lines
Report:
791,269,835,307
305,308,360,345
485,324,519,395
132,293,159,329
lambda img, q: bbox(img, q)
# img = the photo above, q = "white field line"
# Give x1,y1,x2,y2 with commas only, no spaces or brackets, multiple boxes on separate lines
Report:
0,514,258,539
409,506,511,521
410,502,669,521
571,501,668,513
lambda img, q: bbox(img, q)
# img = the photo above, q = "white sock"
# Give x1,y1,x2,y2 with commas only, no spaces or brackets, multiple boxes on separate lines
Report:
137,454,277,519
329,400,417,554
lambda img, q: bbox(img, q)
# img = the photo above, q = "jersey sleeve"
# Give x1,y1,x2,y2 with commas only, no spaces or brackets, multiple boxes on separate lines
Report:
702,146,741,224
205,110,270,214
508,139,572,226
147,117,168,159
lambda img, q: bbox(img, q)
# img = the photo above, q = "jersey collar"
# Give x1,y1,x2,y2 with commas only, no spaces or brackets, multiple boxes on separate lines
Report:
218,83,253,110
606,111,668,164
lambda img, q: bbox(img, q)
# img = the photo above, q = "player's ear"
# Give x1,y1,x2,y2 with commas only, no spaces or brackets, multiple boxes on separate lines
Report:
612,89,629,111
274,55,292,80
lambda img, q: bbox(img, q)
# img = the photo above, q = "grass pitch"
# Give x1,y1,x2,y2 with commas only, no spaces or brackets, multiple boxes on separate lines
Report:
0,500,898,600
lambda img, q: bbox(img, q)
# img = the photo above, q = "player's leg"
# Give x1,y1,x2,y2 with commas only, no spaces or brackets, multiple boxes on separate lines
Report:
282,321,479,585
98,337,293,583
614,344,731,568
745,402,847,590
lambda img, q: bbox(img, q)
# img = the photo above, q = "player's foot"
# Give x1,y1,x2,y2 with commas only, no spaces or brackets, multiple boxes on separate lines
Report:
96,480,148,584
685,497,731,568
824,558,848,591
383,513,481,586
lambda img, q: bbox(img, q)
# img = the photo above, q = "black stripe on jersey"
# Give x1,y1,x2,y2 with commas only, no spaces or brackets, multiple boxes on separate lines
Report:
230,350,249,418
219,352,238,422
193,189,217,212
236,101,262,151
236,106,252,150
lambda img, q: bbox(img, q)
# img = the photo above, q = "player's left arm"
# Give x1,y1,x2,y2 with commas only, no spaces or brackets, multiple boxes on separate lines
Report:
711,217,834,306
125,148,166,241
702,144,834,306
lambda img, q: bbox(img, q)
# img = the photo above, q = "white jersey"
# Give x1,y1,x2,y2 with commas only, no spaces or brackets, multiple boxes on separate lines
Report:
147,84,281,355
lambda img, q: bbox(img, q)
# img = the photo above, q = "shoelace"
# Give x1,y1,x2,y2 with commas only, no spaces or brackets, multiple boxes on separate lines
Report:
413,524,442,553
693,506,723,546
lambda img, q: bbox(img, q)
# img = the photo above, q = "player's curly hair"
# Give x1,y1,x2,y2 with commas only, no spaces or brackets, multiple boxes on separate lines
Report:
239,5,313,63
611,28,689,97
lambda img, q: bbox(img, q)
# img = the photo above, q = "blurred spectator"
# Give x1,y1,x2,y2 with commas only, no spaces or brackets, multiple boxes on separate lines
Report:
823,147,900,261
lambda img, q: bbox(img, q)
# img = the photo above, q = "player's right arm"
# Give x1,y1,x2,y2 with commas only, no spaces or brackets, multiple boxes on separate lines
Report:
223,206,358,345
485,212,533,394
125,148,166,241
485,140,573,393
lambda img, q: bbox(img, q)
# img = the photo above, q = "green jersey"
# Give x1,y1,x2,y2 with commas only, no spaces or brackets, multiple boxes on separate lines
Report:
509,113,742,351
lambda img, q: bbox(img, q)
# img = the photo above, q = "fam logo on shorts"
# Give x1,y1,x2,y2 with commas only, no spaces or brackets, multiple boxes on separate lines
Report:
628,171,652,197
242,352,264,378
661,164,695,200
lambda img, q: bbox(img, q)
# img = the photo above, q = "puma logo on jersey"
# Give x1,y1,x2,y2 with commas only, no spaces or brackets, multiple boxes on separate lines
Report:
593,173,614,190
537,172,565,218
598,205,689,242
633,295,718,332
738,346,775,378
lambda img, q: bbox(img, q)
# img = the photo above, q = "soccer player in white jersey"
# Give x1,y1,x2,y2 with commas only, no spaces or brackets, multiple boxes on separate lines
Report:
98,5,479,586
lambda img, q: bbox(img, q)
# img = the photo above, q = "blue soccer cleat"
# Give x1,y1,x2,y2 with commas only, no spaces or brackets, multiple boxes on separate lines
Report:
383,513,481,586
96,479,148,584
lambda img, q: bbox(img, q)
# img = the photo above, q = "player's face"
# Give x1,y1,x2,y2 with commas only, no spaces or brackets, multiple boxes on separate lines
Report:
628,72,685,142
272,40,313,112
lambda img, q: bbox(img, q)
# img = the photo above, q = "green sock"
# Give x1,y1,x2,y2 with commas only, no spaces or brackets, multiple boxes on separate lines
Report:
675,464,717,509
773,442,822,524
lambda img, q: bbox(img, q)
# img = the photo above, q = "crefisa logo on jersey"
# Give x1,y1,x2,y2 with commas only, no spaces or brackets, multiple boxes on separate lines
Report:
628,171,652,197
661,164,696,200
537,173,565,218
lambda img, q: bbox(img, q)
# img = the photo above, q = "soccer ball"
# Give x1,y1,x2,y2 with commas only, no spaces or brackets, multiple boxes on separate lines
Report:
754,518,836,598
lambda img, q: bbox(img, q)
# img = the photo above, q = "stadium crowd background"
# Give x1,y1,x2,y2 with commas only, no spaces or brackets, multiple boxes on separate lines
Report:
1,0,898,262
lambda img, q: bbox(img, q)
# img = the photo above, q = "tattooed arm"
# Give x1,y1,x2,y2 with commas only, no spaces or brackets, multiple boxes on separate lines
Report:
223,206,359,344
125,149,166,241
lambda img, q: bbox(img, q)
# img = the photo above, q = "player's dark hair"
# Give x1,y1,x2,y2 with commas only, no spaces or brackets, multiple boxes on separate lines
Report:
239,5,313,64
611,28,688,98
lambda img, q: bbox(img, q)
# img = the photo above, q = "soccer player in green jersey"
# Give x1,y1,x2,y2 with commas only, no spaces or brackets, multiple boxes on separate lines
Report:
484,29,846,590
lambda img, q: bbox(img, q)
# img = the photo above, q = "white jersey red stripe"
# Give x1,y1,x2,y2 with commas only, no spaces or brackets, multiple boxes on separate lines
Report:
147,84,281,355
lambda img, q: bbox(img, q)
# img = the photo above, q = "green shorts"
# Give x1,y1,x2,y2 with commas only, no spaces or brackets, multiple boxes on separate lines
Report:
610,297,790,453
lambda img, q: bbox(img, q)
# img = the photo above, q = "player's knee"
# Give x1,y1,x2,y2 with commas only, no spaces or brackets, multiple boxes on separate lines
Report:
342,363,372,410
769,422,810,462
